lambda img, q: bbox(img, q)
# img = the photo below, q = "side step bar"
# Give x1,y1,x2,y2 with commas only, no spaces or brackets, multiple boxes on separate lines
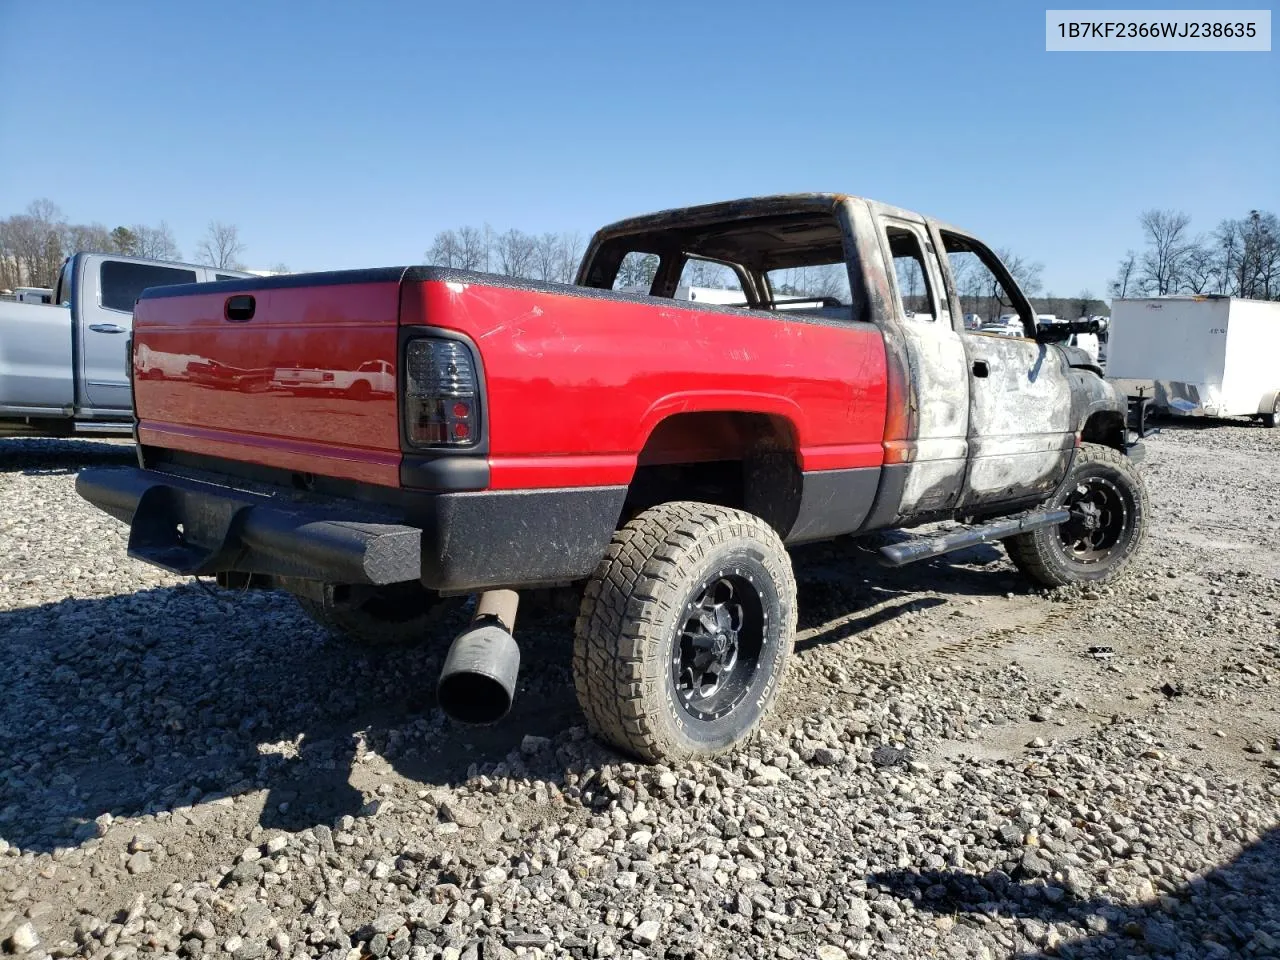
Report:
878,508,1071,568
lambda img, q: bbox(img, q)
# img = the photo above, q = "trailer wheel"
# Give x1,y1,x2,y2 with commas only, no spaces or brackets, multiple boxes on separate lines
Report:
573,502,796,762
1006,443,1148,588
295,582,447,646
1261,397,1279,429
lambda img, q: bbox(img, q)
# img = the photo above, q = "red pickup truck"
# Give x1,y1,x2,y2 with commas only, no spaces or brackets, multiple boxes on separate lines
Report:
78,194,1147,762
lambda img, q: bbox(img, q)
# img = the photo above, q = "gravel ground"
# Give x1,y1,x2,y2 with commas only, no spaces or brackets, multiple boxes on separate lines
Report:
1,422,1278,960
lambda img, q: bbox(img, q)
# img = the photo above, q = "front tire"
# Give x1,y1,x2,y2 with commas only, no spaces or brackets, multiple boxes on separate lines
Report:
1006,443,1148,588
295,582,447,646
573,502,797,762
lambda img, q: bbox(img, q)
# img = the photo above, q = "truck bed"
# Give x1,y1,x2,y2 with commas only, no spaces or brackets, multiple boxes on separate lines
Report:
132,267,891,491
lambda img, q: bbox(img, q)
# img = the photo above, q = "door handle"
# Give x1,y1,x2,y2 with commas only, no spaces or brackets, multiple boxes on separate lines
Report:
89,323,126,334
972,360,990,378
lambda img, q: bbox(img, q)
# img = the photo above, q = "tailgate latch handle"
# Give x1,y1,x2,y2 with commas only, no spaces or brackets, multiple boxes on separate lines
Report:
225,295,256,322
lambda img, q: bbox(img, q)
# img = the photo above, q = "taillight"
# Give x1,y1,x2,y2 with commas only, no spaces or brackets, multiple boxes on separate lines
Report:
403,337,480,447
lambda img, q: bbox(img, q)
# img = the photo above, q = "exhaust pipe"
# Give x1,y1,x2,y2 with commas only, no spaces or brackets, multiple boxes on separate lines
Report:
437,589,520,724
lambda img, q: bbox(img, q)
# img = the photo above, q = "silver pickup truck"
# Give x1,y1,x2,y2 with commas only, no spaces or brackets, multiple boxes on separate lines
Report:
0,252,252,438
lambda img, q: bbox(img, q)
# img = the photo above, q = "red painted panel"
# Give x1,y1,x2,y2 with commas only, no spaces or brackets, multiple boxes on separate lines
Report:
133,274,890,494
402,279,889,490
132,282,402,486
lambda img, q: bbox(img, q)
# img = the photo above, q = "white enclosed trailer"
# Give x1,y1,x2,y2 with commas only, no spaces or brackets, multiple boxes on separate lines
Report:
1107,296,1280,427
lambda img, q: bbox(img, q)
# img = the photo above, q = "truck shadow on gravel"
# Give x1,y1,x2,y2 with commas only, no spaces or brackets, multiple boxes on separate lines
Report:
791,537,1018,651
868,831,1277,958
0,539,1023,855
0,437,135,476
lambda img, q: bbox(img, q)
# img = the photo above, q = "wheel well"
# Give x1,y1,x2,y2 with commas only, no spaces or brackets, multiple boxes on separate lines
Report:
1081,410,1125,449
624,412,802,535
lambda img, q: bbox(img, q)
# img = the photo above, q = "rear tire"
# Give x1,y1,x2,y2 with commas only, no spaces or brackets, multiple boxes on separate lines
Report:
573,501,797,762
1006,443,1148,588
1261,397,1279,428
295,582,447,646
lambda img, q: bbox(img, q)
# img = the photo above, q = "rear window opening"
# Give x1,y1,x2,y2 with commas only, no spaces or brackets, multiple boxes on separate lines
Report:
588,210,860,322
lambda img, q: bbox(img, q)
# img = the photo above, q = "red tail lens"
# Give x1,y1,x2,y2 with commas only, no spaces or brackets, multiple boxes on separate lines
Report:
403,338,480,447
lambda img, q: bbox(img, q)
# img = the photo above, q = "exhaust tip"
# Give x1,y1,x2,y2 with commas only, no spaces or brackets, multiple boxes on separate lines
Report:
437,622,520,725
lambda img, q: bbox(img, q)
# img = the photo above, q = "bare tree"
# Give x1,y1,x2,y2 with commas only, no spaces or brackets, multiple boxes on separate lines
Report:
1212,220,1241,295
770,264,847,302
994,248,1044,296
557,231,583,283
134,222,181,261
5,204,60,286
1111,250,1138,298
1180,244,1216,294
197,221,246,270
946,252,989,319
427,229,462,267
0,220,17,290
63,222,112,256
482,224,496,273
495,228,536,278
533,232,563,282
431,225,580,280
948,254,971,310
1237,210,1280,299
2,200,69,287
1137,209,1192,295
456,226,489,271
893,257,925,311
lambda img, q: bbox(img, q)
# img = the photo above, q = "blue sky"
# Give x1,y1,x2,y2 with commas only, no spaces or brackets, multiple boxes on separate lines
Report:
0,0,1275,296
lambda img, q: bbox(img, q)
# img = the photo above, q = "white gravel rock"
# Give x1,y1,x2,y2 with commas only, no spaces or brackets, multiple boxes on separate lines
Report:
0,427,1278,960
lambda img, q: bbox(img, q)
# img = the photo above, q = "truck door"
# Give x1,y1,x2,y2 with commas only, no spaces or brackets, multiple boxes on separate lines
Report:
80,257,197,410
937,232,1074,508
879,219,971,513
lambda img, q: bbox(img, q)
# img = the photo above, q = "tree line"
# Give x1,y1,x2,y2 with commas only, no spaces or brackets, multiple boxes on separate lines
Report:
9,196,1273,307
0,199,273,291
426,225,584,284
1112,208,1279,300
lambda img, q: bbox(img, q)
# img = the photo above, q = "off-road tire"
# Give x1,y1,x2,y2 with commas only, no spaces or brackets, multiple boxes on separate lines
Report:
573,501,797,762
1261,397,1279,428
1006,442,1148,588
295,582,446,647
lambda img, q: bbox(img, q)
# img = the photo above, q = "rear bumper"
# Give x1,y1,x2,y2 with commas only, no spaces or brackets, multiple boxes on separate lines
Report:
75,467,626,592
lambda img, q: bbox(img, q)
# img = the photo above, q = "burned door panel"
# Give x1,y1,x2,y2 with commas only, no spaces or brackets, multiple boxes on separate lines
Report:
963,335,1074,506
879,219,971,514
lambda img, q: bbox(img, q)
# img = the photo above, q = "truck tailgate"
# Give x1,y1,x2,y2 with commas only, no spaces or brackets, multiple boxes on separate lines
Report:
132,271,405,486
